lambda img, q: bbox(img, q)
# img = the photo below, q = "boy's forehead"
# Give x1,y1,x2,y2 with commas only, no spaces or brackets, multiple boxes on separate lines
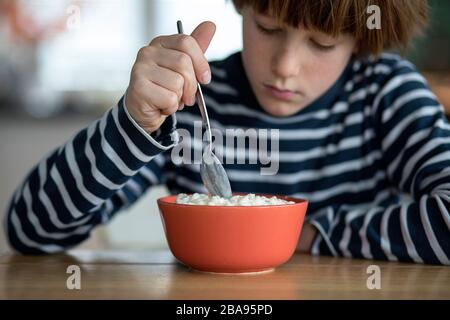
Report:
248,7,301,28
248,6,337,35
251,7,290,23
243,2,307,27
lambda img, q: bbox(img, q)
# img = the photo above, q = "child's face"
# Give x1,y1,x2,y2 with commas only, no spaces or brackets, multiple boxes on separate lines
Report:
241,7,357,117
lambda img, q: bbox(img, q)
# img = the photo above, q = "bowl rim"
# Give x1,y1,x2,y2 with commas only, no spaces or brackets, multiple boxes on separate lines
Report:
157,193,308,208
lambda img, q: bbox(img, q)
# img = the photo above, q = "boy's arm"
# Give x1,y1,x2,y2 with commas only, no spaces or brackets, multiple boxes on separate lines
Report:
4,96,177,254
308,61,450,265
296,224,317,253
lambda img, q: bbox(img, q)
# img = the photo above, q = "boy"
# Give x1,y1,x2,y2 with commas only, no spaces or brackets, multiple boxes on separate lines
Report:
5,0,450,265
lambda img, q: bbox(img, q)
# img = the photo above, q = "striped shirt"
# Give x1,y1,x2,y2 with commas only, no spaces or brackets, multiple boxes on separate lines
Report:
4,52,450,265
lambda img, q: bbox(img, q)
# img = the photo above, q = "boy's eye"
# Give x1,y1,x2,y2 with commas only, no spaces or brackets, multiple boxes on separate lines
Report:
311,39,336,51
256,23,282,35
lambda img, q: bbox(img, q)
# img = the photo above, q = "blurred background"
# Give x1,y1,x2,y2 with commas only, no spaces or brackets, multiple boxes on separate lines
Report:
0,0,449,253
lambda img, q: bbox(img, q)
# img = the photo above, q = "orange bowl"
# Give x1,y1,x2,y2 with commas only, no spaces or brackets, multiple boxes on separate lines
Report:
157,194,308,274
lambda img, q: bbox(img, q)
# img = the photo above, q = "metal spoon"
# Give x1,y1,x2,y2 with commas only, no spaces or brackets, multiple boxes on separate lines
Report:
177,20,232,198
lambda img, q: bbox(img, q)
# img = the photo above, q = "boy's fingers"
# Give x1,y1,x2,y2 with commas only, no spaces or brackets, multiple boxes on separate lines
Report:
151,47,198,105
154,22,216,84
189,21,216,84
158,34,210,84
147,64,184,102
190,21,216,54
140,80,180,113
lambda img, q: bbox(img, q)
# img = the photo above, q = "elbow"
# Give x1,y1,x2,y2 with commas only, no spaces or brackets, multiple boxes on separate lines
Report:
3,207,60,255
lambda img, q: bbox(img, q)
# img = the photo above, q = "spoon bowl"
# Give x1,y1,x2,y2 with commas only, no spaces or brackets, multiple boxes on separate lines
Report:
200,149,232,198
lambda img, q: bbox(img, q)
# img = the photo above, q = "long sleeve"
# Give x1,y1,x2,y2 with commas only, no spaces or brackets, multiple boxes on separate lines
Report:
3,96,178,254
309,60,450,265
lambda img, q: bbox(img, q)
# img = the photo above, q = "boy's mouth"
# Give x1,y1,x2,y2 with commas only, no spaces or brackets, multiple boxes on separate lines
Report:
263,84,300,101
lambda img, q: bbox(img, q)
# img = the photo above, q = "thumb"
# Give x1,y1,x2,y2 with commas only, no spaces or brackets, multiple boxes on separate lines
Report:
190,21,216,53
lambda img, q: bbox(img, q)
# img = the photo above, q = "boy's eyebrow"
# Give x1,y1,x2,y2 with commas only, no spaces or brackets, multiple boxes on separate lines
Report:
254,13,287,28
255,13,337,38
253,11,278,23
310,30,340,40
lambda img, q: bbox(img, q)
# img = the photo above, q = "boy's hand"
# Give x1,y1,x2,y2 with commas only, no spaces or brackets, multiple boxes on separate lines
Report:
125,21,216,134
296,224,318,253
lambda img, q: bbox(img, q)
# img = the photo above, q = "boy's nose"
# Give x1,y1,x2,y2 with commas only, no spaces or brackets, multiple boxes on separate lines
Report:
271,48,301,79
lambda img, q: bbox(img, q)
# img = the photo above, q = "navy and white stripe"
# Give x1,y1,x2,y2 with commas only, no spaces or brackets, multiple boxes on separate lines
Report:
4,51,450,265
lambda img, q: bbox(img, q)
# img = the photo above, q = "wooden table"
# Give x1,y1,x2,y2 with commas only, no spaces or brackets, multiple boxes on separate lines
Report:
1,250,449,299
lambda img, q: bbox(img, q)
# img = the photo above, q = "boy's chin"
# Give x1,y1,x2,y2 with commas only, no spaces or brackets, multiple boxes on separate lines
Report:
261,101,308,117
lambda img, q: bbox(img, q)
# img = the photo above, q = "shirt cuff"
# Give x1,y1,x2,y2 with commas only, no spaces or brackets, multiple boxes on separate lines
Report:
120,94,179,152
308,206,338,257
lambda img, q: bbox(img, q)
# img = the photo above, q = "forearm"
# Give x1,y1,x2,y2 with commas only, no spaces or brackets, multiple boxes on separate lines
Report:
309,192,450,265
4,97,176,254
296,224,317,253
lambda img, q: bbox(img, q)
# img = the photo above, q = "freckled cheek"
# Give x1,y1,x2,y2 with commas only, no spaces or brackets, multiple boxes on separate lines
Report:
313,59,343,79
300,63,341,95
243,27,264,51
299,61,325,81
244,40,272,76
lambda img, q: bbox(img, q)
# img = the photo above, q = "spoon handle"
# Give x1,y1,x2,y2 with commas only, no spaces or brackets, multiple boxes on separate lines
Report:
176,20,213,149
